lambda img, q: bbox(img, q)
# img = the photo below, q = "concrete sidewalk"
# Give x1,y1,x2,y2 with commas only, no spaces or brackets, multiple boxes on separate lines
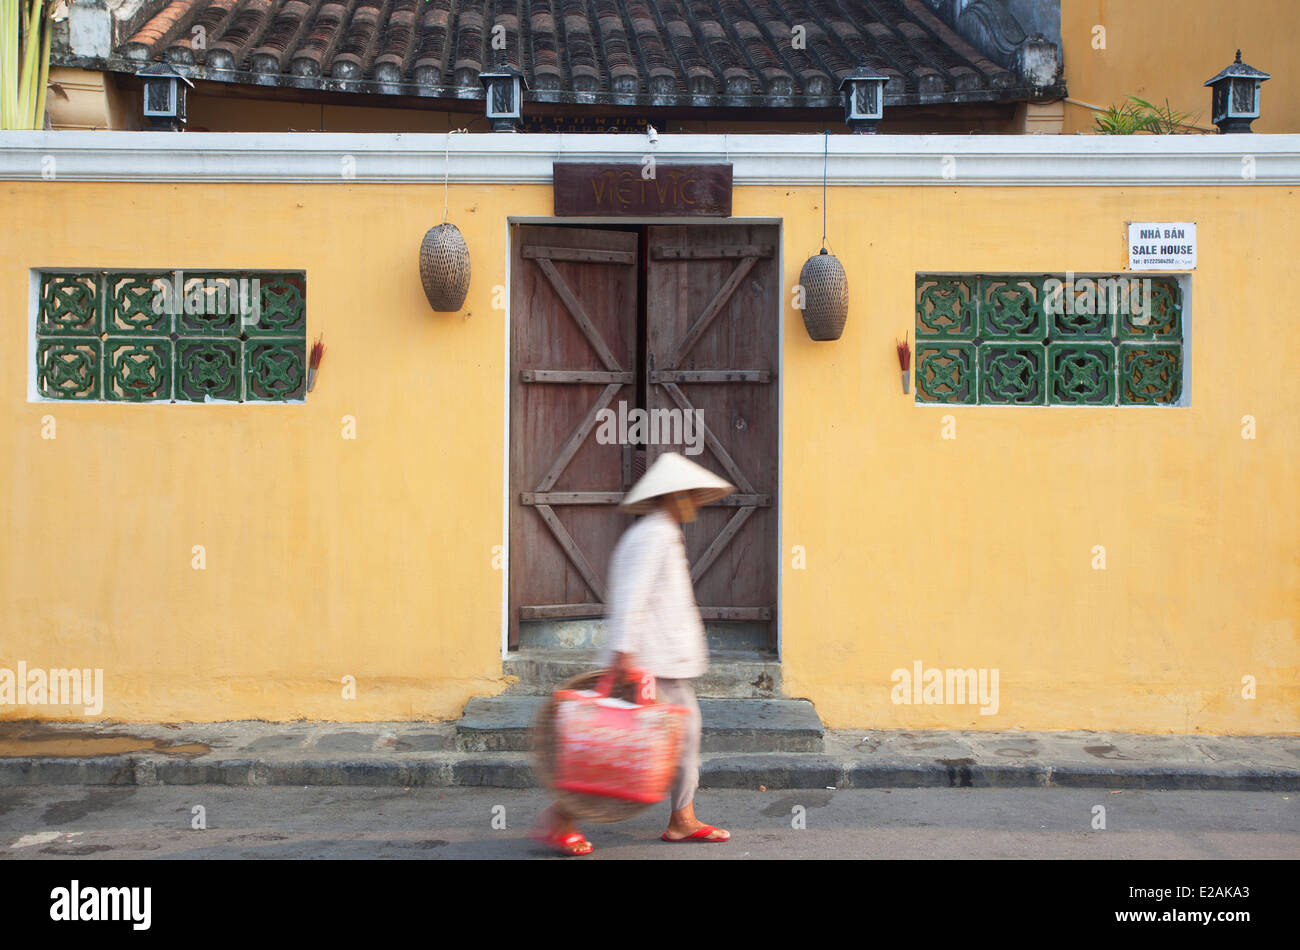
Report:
1,721,1296,791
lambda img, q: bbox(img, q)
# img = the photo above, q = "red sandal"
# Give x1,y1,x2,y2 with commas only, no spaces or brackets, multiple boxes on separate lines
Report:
661,824,730,843
530,826,594,856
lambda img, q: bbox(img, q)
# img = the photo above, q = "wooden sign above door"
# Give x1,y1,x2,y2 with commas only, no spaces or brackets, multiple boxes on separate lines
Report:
553,162,732,217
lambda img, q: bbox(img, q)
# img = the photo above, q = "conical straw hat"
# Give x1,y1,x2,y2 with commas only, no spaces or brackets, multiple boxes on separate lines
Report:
619,452,736,513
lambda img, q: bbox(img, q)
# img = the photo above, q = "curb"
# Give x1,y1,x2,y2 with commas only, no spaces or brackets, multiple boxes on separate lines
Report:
2,754,1296,792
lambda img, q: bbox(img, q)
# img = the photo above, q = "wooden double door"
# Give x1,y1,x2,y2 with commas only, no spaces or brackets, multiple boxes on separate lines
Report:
509,223,778,649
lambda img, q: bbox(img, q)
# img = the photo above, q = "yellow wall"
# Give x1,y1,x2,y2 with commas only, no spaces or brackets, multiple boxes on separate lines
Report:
1061,0,1300,133
2,177,1296,733
3,180,522,722
777,183,1297,734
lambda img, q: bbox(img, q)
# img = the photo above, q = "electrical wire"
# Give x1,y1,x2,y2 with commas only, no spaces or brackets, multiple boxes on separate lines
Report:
821,128,829,253
443,127,469,223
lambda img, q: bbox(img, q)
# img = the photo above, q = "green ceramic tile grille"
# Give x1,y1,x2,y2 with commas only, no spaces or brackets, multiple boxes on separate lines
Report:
915,274,1184,406
36,270,306,402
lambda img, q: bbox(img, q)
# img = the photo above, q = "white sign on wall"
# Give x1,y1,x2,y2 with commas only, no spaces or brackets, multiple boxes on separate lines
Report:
1128,222,1196,270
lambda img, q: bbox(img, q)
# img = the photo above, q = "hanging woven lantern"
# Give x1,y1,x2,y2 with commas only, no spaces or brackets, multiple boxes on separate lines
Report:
418,222,471,312
799,249,848,341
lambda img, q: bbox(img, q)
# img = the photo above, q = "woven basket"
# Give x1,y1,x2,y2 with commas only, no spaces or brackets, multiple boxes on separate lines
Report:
418,222,471,312
531,670,663,823
799,250,849,341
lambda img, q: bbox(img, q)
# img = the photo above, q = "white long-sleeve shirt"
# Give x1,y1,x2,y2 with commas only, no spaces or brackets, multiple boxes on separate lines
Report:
599,508,708,680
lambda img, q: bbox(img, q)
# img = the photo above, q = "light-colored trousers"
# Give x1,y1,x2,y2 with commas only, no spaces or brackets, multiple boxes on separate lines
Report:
655,677,701,811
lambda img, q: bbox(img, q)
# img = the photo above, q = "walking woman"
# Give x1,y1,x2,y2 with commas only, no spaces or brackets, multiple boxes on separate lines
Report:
533,452,735,855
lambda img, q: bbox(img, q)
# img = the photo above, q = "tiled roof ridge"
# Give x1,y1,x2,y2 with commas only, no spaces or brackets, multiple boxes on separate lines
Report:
651,0,711,95
745,0,836,96
337,0,397,80
250,0,324,76
709,0,776,94
371,0,422,83
865,0,970,93
619,0,674,96
733,0,804,92
98,0,1045,103
728,0,805,94
126,0,198,54
527,0,562,90
808,0,893,86
204,0,279,71
900,0,1010,85
594,0,642,93
411,0,457,85
295,0,355,80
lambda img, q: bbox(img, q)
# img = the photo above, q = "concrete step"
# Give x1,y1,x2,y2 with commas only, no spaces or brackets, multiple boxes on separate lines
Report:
503,648,781,699
456,695,824,753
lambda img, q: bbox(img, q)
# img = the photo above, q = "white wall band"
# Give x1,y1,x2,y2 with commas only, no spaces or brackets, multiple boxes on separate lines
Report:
1,131,1298,185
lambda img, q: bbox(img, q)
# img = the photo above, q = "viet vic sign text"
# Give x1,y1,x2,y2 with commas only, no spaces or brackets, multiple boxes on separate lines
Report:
553,162,732,216
1128,222,1196,270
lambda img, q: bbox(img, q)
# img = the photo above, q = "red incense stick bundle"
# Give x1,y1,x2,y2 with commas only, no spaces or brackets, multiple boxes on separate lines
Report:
897,334,911,394
308,334,326,393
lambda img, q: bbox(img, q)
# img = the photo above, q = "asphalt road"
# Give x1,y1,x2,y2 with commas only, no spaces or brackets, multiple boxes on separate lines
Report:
0,786,1294,860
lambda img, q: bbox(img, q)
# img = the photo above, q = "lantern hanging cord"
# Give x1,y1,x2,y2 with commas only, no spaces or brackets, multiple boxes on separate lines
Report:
443,128,469,224
821,129,830,254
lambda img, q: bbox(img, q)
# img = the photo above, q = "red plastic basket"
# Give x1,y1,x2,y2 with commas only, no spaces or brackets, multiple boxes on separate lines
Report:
534,669,687,816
